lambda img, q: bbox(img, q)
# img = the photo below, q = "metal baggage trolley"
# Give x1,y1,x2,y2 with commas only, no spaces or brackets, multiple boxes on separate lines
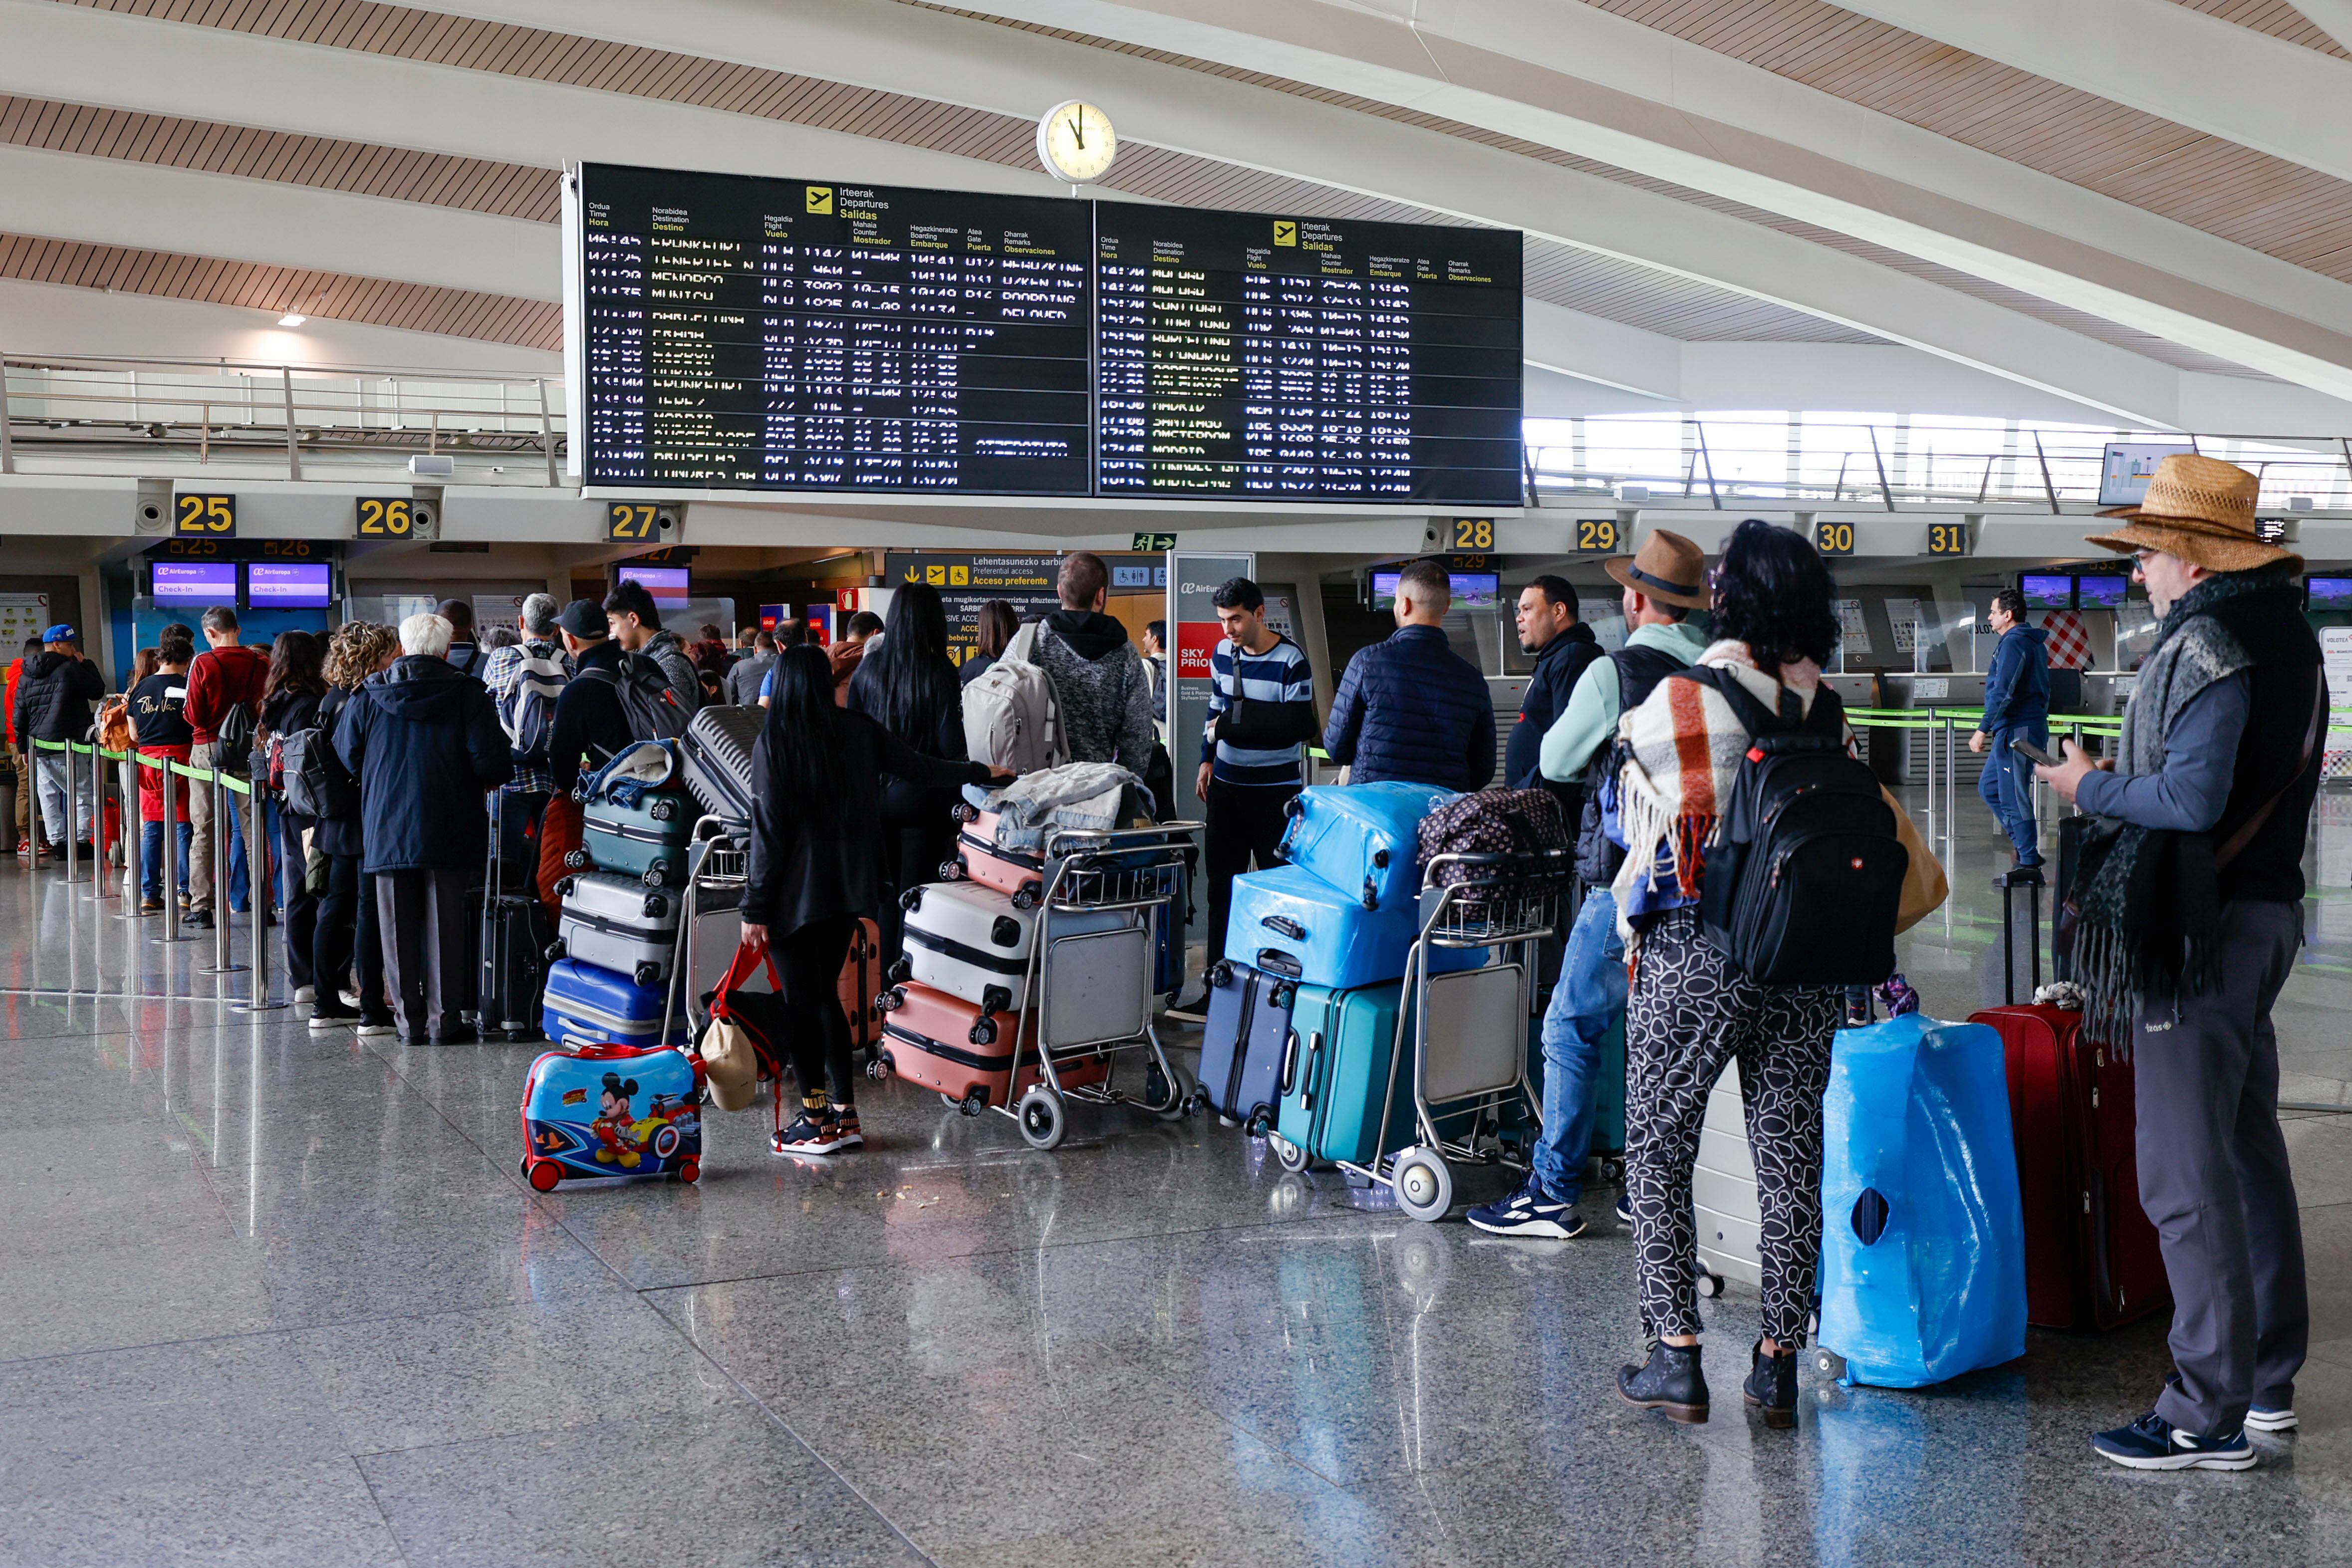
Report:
1342,848,1571,1222
658,815,748,1051
873,821,1201,1150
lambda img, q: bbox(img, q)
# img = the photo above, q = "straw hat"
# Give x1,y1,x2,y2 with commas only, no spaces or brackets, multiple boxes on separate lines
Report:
1605,528,1710,610
2085,453,2298,573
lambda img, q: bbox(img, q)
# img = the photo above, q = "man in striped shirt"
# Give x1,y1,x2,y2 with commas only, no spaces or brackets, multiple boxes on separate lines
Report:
1174,577,1319,1016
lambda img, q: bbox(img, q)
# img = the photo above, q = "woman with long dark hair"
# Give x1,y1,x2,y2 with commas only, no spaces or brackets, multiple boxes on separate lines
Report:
744,643,1004,1156
846,582,970,968
1609,518,1849,1431
257,630,330,997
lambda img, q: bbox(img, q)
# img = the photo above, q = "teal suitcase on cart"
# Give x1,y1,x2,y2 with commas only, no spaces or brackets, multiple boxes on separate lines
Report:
572,790,692,887
1271,980,1419,1171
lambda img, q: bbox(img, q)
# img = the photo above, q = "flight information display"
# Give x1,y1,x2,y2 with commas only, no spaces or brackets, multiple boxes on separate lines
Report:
577,163,1092,494
1094,203,1523,504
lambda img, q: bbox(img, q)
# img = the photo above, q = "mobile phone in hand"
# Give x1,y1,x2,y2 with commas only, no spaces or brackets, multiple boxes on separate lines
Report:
2008,736,2062,768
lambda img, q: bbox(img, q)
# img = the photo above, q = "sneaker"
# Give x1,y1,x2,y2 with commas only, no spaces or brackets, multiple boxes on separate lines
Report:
2245,1404,2298,1433
294,986,315,1004
1616,1191,1634,1227
1617,1341,1708,1424
1876,972,1921,1019
828,1111,865,1151
2091,1412,2255,1471
139,897,163,914
1844,991,1873,1027
183,909,215,929
308,1009,359,1031
354,1018,397,1038
773,1113,844,1156
1743,1339,1798,1430
1164,991,1210,1022
1466,1170,1586,1238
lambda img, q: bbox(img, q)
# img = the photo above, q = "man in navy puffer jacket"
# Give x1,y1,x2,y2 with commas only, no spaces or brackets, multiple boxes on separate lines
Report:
1324,558,1495,790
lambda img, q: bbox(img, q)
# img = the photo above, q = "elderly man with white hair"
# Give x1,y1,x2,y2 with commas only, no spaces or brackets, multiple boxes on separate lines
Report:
481,592,572,797
332,611,514,1045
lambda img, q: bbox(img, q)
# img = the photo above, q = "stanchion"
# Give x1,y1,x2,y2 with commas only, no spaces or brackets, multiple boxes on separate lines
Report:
1922,709,1936,843
1943,715,1958,854
113,752,141,919
156,758,187,944
199,765,246,977
233,778,284,1014
60,745,78,886
80,745,110,902
23,742,40,870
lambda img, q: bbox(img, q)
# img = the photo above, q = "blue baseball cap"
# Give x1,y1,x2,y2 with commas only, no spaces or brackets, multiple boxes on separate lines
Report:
40,624,75,643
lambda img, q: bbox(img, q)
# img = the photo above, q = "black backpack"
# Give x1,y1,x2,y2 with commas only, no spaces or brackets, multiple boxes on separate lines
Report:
1676,668,1906,987
580,653,688,745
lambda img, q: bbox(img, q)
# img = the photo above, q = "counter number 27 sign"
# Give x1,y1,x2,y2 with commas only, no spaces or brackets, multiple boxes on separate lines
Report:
606,502,663,542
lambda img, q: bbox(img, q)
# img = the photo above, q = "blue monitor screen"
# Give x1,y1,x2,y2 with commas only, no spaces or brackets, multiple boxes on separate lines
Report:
151,561,239,605
2309,576,2352,610
2075,575,2129,611
1371,570,1501,608
617,565,689,602
247,562,333,609
2019,573,2073,611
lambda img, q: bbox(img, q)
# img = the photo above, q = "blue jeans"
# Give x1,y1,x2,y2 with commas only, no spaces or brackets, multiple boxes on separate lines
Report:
140,820,193,903
1976,723,2046,862
1534,888,1626,1202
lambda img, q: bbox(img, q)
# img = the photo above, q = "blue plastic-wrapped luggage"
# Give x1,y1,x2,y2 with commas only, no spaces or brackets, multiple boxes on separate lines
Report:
1277,783,1455,911
540,957,687,1050
1816,1015,2029,1388
1224,863,1482,994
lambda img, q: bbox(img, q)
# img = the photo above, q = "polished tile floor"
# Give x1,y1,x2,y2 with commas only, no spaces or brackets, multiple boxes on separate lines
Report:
3,788,2349,1567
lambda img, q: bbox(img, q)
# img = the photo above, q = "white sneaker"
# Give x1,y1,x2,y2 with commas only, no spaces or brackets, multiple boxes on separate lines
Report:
2245,1405,2298,1433
294,986,315,1004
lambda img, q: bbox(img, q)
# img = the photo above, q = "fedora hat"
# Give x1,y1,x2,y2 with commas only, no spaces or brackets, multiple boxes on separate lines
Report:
1605,528,1710,610
2085,453,2298,573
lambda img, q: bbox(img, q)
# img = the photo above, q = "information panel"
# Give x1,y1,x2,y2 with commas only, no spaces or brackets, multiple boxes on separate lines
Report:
578,163,1092,494
1094,204,1522,504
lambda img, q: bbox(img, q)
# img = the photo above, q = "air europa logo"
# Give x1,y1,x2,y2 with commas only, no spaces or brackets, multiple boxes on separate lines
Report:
1180,581,1222,594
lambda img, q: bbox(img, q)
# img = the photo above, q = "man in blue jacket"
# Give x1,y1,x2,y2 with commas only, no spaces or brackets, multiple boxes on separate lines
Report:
1323,558,1494,790
1969,587,2051,872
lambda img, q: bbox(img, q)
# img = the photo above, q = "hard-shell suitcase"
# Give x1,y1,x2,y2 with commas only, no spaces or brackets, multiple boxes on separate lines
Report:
1226,863,1482,994
556,870,682,990
542,957,687,1050
479,893,554,1040
948,804,1047,906
877,980,1109,1109
1968,869,2167,1329
1273,979,1417,1168
840,916,882,1057
1278,782,1455,911
1694,1059,1762,1290
519,1041,702,1191
895,880,1135,1015
575,790,692,887
1198,954,1301,1132
679,704,761,831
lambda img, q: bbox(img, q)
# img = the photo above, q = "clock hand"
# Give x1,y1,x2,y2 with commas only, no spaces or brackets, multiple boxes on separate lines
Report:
1068,111,1084,150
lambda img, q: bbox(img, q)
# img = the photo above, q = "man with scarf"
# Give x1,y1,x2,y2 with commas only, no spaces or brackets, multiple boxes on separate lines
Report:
2037,453,2319,1472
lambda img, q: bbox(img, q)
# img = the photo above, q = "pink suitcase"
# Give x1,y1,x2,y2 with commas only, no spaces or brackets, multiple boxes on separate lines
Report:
944,801,1046,907
876,980,1108,1109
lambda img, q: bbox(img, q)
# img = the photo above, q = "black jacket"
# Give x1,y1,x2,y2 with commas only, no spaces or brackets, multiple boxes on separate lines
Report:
1322,624,1495,790
1507,623,1603,820
846,652,968,826
547,640,635,797
11,651,105,745
312,687,365,859
333,655,513,874
746,706,994,938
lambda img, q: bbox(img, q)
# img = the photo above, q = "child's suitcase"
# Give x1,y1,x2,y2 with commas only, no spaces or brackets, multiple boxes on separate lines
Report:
556,870,682,989
519,1040,703,1191
679,704,761,831
541,957,686,1050
1226,863,1483,994
840,915,882,1057
574,790,692,887
877,980,1109,1109
1272,979,1416,1168
1968,868,2167,1330
1198,955,1301,1132
1278,782,1455,910
895,880,1134,1016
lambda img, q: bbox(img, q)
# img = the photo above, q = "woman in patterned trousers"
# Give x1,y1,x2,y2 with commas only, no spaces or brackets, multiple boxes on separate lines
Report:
1605,518,1848,1429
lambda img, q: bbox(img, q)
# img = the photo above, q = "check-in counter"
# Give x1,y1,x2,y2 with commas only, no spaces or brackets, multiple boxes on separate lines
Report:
1820,674,1896,785
1881,673,1988,785
2078,672,2137,718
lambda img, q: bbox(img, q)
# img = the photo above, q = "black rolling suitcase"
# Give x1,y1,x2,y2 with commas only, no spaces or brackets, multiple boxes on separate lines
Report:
477,788,554,1040
679,705,761,831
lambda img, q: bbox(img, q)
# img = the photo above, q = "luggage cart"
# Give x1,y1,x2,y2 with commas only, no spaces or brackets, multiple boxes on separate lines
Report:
873,821,1201,1150
658,816,747,1051
1340,849,1570,1222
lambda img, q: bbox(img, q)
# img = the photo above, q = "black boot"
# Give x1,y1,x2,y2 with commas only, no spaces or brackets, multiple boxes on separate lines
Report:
1743,1340,1798,1430
1617,1341,1708,1424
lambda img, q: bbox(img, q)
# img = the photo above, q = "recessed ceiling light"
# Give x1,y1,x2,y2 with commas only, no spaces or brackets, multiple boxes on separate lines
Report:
277,311,307,327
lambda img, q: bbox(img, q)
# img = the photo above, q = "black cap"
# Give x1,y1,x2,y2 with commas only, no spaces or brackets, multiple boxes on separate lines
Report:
556,599,609,639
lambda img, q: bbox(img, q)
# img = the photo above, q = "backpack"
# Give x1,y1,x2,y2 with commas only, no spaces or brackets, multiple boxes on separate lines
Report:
580,653,689,747
277,723,357,819
961,621,1064,775
1675,668,1906,987
213,697,259,777
499,646,569,763
1416,788,1574,902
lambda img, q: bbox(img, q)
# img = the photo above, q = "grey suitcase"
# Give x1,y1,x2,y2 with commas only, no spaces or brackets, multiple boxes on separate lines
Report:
680,703,761,830
556,870,683,990
893,879,1135,1015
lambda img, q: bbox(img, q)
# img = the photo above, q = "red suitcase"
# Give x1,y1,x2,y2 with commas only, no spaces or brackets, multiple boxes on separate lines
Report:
839,916,882,1056
876,979,1108,1109
944,802,1045,907
1968,867,2169,1330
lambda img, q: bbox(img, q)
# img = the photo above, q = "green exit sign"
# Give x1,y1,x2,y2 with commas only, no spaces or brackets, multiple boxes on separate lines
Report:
1131,532,1177,552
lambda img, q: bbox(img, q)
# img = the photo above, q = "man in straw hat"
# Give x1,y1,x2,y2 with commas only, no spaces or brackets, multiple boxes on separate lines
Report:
2035,453,2320,1470
1469,529,1711,1239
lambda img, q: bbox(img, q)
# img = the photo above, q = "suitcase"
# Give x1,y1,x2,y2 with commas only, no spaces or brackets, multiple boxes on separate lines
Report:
1693,1059,1762,1291
679,704,761,830
479,892,554,1039
1272,979,1417,1168
1968,869,2167,1330
542,957,687,1050
519,1040,703,1191
556,870,682,989
877,980,1110,1109
895,880,1136,1016
1225,863,1483,994
1277,782,1455,911
947,804,1047,906
574,790,692,887
840,915,882,1057
1198,954,1301,1132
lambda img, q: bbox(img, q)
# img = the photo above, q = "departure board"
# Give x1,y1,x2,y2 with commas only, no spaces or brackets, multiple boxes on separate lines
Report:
577,163,1092,494
1094,203,1522,505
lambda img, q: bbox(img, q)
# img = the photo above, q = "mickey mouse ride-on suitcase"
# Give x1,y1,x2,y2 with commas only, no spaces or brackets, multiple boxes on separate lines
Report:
520,1041,703,1191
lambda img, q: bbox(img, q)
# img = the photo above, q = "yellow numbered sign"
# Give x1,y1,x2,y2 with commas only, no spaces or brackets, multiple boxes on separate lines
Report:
1814,519,1857,557
1925,521,1971,557
1449,517,1494,552
356,498,413,538
1573,517,1619,555
605,502,661,542
174,493,236,537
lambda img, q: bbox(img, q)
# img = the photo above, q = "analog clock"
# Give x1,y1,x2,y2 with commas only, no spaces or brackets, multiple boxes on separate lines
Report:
1037,100,1116,184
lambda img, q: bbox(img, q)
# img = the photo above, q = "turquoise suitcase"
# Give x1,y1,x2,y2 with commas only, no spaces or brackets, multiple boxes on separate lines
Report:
1273,980,1420,1168
574,790,692,886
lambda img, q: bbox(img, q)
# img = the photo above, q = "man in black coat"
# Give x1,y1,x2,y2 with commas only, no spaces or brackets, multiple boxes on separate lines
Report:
334,611,513,1044
11,623,106,853
1506,575,1602,826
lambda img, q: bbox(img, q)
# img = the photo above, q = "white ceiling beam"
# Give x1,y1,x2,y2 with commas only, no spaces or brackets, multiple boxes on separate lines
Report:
0,143,557,299
2292,0,2352,54
1826,0,2352,186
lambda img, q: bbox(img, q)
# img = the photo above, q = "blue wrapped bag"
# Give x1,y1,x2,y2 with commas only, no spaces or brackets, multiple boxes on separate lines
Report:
1817,1015,2028,1388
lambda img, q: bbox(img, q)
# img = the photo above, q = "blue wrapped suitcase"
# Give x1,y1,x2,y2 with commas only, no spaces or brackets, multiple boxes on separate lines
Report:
1277,783,1455,911
519,1041,703,1190
540,957,687,1050
1225,863,1483,994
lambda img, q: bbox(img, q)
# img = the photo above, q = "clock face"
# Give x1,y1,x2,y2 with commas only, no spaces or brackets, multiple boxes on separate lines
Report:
1038,100,1115,184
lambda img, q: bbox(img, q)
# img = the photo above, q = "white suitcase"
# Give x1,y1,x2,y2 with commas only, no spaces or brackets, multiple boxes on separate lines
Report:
895,880,1132,1016
1694,1059,1763,1290
557,870,682,990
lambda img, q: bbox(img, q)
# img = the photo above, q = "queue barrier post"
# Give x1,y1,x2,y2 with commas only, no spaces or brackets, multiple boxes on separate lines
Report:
110,748,140,918
157,756,188,943
233,773,284,1013
79,744,111,903
199,762,247,976
23,739,40,868
60,743,78,887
